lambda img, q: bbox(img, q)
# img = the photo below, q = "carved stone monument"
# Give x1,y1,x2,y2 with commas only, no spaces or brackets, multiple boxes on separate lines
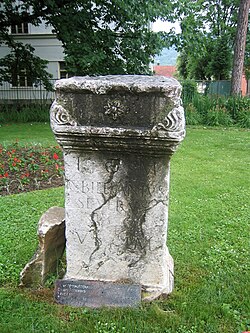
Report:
50,75,185,306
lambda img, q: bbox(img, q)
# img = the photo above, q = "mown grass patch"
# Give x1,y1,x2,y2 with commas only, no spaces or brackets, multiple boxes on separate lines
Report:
0,123,56,146
0,126,249,333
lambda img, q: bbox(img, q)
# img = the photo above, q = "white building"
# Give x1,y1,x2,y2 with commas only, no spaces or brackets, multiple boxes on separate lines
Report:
0,20,66,102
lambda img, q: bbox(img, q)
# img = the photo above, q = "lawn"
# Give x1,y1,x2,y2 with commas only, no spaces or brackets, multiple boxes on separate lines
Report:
0,123,55,146
0,124,249,333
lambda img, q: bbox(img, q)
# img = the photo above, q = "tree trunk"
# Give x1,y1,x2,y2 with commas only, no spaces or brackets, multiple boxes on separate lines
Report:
231,0,250,95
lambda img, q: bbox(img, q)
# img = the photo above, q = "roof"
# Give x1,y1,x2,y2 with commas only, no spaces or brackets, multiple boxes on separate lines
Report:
153,66,177,78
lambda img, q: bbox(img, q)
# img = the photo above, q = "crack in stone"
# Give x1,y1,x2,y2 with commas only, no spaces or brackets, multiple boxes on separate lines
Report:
122,197,167,268
88,158,121,262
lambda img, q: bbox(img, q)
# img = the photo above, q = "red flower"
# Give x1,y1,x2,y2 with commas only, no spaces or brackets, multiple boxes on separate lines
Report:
4,172,9,178
53,153,59,160
21,173,30,179
55,163,59,170
12,162,16,166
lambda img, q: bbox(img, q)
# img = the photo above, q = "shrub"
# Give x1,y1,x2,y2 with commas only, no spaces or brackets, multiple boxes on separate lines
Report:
224,96,250,121
185,103,203,125
236,109,250,128
181,79,198,104
205,105,233,127
0,104,50,123
183,94,250,128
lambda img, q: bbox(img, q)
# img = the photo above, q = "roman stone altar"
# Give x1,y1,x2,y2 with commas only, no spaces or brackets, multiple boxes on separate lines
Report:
50,75,185,306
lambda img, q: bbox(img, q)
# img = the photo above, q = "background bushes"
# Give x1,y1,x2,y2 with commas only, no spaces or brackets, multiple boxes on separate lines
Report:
0,104,50,124
182,80,250,128
0,84,249,128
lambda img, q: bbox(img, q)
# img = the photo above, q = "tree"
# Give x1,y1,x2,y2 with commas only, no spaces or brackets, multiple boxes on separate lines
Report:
44,1,166,75
0,1,167,80
0,1,54,88
0,42,52,90
163,0,247,81
231,0,250,95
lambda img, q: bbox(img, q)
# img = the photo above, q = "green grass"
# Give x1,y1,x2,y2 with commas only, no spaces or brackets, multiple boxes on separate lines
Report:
0,125,249,333
0,123,56,146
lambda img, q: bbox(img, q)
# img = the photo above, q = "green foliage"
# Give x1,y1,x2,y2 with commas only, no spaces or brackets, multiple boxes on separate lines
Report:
49,1,165,75
184,103,204,125
205,105,234,127
0,42,53,90
182,91,250,128
0,1,53,88
0,0,167,77
168,0,245,80
207,35,233,80
181,79,198,104
0,143,64,195
177,35,233,81
0,105,50,124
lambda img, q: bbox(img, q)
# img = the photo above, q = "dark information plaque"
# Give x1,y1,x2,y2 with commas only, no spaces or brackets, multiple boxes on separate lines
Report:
54,279,141,308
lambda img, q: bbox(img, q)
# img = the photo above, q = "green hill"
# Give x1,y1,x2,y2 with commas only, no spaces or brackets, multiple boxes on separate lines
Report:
154,47,178,66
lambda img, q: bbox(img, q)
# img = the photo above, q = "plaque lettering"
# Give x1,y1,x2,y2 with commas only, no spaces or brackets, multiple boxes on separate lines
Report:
55,280,141,308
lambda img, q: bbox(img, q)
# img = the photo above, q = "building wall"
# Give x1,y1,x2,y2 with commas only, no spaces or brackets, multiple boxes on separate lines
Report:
241,73,247,96
0,21,64,101
0,20,64,80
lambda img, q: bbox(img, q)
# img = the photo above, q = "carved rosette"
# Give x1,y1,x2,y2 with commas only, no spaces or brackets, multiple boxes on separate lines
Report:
50,101,77,127
104,99,127,120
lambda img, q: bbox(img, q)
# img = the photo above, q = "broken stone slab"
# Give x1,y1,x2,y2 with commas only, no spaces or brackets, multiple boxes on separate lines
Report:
50,75,185,304
20,206,65,288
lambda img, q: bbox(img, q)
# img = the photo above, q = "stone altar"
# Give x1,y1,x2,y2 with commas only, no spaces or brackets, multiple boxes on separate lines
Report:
50,75,185,306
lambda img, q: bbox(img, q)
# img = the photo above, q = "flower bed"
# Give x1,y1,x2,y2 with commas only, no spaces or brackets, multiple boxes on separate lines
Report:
0,142,64,195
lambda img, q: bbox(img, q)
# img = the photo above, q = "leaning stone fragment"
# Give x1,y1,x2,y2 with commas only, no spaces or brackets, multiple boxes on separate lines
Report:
20,206,65,288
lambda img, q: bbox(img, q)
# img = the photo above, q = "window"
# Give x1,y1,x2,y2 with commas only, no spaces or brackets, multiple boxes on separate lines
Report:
59,62,70,79
12,69,33,87
11,22,29,34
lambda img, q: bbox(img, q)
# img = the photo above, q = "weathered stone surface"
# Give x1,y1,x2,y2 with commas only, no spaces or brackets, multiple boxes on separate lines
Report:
55,279,141,308
20,207,65,288
50,75,185,304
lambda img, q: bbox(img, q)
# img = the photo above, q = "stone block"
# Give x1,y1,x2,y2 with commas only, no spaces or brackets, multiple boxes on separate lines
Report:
20,206,65,288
